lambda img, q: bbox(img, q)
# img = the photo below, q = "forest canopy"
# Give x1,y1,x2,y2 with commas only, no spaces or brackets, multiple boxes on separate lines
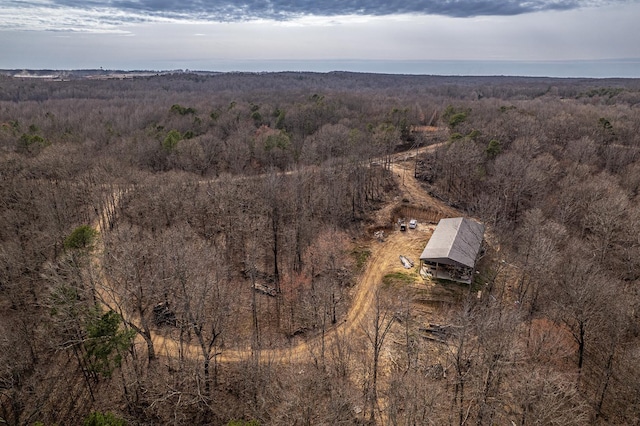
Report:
1,71,640,425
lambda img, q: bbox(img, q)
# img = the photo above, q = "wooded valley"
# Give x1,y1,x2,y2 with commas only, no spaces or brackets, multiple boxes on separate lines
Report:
1,71,640,425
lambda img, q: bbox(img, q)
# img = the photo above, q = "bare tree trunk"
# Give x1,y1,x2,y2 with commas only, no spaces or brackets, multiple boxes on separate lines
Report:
577,321,585,372
595,349,615,420
364,290,395,424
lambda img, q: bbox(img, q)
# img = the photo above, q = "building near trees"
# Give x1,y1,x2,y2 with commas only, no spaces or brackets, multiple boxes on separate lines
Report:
420,217,485,284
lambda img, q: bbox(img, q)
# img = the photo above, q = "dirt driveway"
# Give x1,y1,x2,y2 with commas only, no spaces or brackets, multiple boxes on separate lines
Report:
95,148,455,364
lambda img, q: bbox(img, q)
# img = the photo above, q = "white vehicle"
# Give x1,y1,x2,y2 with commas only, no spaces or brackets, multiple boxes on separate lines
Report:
409,219,418,229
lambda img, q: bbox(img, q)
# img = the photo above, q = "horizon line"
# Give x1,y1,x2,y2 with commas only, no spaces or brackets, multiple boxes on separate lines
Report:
3,58,640,79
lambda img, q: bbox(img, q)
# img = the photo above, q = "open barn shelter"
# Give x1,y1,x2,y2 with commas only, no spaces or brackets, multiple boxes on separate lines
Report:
420,217,485,284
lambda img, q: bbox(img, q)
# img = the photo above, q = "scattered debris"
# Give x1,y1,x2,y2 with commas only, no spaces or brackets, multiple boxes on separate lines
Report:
418,323,462,343
419,324,448,338
374,230,385,242
420,265,432,279
399,255,414,269
420,334,446,344
253,282,277,297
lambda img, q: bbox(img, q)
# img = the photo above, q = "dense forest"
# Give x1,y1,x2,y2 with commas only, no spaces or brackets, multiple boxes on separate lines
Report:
1,71,640,425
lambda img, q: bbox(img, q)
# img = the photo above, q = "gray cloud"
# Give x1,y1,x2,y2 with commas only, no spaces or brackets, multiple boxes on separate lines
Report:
22,0,613,21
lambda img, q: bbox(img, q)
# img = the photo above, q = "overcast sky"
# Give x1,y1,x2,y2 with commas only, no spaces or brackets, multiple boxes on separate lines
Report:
1,0,639,76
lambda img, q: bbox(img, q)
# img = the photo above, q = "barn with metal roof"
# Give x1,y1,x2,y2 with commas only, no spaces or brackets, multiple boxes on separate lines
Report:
420,217,485,284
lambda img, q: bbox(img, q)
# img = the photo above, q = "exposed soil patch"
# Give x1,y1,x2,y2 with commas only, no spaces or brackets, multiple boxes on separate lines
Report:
392,204,446,225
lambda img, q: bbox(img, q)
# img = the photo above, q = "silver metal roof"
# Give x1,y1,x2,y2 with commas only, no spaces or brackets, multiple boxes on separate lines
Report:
420,217,485,269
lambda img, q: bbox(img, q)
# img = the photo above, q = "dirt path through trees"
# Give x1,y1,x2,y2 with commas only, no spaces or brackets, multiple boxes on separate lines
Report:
145,230,419,363
92,144,448,365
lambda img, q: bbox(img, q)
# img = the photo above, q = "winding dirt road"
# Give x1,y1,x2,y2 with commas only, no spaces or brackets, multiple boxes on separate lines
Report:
147,230,421,364
92,144,450,365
